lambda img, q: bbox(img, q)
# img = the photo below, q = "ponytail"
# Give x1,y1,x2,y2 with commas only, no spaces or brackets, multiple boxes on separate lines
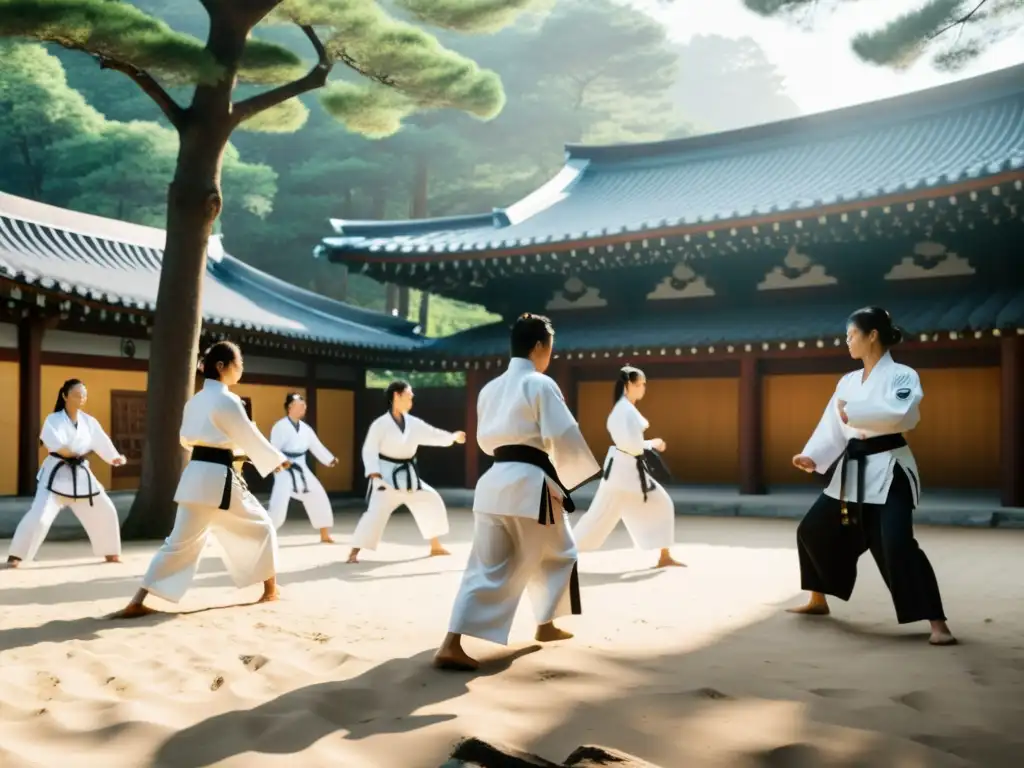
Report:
53,379,83,413
612,365,644,404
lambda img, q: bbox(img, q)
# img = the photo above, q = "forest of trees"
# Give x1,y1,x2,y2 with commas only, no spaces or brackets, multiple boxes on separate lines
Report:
0,0,799,337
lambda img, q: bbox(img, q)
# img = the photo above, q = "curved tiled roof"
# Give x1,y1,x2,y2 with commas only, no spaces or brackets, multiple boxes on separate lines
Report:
0,193,423,351
426,286,1024,358
323,63,1024,260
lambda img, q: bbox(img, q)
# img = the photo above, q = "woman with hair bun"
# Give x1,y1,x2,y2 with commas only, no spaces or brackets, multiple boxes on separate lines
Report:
788,307,955,645
5,378,126,568
114,341,291,617
573,365,682,568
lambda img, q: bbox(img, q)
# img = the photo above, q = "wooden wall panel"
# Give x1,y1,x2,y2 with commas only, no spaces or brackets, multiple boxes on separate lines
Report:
763,368,1001,490
0,362,19,495
909,367,1000,489
315,388,355,492
762,374,837,486
579,378,740,484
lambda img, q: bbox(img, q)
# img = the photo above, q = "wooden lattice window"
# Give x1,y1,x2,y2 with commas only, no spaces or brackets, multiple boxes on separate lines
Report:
110,390,147,479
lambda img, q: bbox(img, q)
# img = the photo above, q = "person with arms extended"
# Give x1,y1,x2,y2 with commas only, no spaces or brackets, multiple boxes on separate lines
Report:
347,380,465,564
434,313,601,671
268,393,339,543
5,378,126,568
573,364,682,568
788,307,955,646
113,341,290,618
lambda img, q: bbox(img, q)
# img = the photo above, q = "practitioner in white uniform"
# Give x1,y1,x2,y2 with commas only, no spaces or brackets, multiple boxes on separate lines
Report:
347,380,466,563
5,378,126,568
268,393,339,543
434,313,601,671
114,341,290,618
573,365,683,568
788,307,955,646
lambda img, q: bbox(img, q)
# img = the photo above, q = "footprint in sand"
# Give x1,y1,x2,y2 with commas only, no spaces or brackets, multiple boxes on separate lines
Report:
693,687,732,700
210,675,225,691
749,743,822,768
809,688,859,700
893,691,933,712
239,654,269,672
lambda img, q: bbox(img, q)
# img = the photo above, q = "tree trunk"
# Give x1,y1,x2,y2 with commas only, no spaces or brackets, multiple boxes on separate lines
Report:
411,155,429,330
121,13,242,539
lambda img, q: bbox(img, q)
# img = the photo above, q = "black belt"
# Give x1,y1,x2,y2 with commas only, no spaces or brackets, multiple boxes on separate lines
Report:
45,453,96,505
838,434,907,526
379,453,421,491
282,451,309,494
191,446,249,510
604,448,655,502
492,443,585,616
492,444,580,525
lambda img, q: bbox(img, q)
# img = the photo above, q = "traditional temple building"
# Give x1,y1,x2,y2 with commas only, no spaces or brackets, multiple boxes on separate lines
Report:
0,192,435,499
320,63,1024,506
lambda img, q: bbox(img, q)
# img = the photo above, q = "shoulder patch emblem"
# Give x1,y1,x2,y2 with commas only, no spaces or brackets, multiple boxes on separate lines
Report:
895,388,912,401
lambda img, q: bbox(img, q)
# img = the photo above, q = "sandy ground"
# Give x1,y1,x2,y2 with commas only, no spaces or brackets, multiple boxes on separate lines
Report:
1,511,1023,768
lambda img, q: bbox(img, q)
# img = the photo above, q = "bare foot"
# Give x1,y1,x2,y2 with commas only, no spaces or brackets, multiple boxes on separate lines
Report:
104,555,121,564
108,603,159,620
346,550,359,564
2,559,20,570
535,622,574,642
320,536,335,544
929,621,957,646
432,647,480,671
430,545,451,557
258,589,280,603
787,601,831,616
656,554,685,568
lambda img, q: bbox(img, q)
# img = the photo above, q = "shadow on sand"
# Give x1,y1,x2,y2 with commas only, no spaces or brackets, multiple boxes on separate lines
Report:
151,646,542,767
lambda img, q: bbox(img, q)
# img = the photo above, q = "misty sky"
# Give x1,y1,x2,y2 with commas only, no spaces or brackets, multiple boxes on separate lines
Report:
643,0,1024,115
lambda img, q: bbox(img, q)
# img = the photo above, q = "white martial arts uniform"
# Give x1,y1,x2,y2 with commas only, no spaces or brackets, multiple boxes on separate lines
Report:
8,410,123,562
573,397,675,551
267,417,336,530
447,357,601,645
139,379,285,603
802,351,923,508
351,412,458,550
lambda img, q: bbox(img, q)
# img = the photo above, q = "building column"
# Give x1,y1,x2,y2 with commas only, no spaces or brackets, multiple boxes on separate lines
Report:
17,317,44,497
1001,336,1023,507
351,367,368,492
550,361,578,417
304,358,319,477
464,367,484,488
304,358,318,430
738,356,766,495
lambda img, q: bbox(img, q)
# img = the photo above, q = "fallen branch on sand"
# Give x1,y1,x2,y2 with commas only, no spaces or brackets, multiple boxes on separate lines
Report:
440,738,663,767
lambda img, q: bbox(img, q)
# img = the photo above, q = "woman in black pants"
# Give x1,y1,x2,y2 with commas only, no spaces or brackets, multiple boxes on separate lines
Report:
788,307,955,646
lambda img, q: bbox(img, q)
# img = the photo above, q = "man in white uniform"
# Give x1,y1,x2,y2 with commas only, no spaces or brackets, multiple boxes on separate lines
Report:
268,393,339,543
434,313,601,671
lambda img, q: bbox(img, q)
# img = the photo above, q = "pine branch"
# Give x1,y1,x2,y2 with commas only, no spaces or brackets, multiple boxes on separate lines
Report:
231,25,331,126
95,54,187,130
927,0,989,39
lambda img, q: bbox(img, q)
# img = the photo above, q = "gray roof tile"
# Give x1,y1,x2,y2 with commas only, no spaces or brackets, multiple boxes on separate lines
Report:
0,193,423,351
324,63,1024,258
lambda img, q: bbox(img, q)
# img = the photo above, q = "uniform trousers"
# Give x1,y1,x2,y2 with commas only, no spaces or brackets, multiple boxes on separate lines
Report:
8,485,121,562
796,464,946,624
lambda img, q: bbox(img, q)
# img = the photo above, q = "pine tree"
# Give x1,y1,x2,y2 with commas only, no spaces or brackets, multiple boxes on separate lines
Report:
741,0,1023,71
0,0,542,537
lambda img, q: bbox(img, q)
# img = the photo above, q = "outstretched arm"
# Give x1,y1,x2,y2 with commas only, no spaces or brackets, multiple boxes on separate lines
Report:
86,416,124,465
307,427,337,466
410,416,457,448
210,400,286,478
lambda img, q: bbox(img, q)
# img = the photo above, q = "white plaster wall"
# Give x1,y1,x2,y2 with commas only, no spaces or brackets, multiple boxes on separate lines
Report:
42,330,151,359
0,323,16,349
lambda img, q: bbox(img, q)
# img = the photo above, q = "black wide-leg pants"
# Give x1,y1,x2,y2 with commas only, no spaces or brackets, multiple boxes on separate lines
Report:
796,464,946,624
